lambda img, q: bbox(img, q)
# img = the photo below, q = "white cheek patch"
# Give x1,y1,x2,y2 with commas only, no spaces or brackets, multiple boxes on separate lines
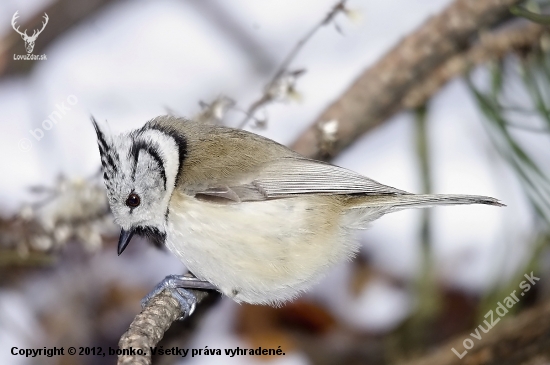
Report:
137,129,179,193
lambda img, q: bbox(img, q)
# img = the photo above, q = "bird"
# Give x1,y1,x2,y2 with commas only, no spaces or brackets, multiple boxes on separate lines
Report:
92,115,503,316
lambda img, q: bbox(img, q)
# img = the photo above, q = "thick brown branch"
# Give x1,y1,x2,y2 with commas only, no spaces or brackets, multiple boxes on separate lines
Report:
117,289,209,365
397,299,550,365
291,0,525,159
402,22,546,109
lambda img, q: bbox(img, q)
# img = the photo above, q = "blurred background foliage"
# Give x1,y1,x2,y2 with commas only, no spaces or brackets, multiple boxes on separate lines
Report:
1,0,550,364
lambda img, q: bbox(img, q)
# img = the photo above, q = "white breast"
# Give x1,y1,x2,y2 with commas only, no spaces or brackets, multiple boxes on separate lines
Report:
165,192,359,305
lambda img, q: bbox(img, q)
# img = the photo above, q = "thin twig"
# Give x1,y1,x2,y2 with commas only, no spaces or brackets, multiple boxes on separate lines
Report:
510,4,550,24
270,0,348,84
186,0,278,76
237,0,348,129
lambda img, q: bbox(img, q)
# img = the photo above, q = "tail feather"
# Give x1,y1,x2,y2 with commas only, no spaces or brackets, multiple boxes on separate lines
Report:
344,194,504,229
381,194,505,209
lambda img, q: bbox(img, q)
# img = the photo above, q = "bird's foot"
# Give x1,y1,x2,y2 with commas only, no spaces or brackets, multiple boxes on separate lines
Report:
142,274,217,320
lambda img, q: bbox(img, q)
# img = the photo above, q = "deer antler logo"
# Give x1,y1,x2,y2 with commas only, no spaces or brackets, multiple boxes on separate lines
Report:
11,11,49,54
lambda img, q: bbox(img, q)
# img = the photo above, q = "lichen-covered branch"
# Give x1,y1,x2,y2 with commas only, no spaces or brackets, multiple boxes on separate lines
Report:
117,289,209,365
291,0,526,159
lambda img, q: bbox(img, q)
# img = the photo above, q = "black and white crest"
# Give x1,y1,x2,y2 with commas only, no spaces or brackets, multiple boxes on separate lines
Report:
92,118,120,193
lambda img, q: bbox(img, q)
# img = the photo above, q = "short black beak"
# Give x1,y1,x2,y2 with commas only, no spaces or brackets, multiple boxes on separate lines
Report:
118,228,135,256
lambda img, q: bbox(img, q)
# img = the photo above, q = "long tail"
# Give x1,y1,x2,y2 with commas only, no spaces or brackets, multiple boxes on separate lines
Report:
371,194,504,209
344,194,504,229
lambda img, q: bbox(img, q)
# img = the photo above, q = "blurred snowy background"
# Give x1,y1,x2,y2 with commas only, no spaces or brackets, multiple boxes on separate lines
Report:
0,0,548,364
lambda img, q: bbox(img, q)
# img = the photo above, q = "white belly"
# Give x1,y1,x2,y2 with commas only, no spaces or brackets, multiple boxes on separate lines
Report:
165,193,358,305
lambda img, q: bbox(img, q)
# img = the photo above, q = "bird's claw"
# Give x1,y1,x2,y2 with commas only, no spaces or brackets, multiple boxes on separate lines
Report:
141,275,198,320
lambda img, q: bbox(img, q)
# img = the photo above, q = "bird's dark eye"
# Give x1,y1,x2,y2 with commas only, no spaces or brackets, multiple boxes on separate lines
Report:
126,193,141,208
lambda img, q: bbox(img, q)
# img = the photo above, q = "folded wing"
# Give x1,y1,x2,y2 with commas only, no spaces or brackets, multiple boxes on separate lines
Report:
195,157,410,203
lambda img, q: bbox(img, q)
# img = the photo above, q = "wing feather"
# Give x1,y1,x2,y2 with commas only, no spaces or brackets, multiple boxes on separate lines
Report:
194,157,410,202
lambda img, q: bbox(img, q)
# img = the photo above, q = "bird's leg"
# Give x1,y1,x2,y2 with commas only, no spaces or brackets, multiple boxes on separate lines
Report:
142,274,218,319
